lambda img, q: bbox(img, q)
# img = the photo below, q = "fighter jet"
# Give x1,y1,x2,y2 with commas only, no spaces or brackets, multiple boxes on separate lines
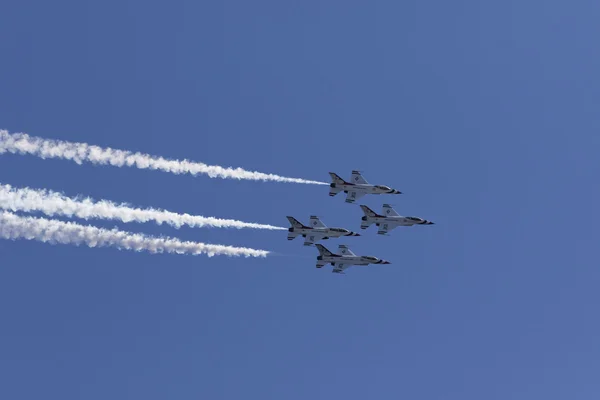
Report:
328,170,402,203
287,216,360,246
360,204,434,235
315,244,391,274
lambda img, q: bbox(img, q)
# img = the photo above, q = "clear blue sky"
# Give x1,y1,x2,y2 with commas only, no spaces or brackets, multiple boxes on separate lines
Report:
1,1,599,399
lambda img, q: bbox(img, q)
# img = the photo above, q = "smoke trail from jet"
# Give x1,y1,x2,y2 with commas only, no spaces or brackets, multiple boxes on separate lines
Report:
0,183,287,231
0,130,327,185
0,211,269,257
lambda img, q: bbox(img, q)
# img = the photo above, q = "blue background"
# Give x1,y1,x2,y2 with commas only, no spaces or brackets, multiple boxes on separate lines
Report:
1,1,599,399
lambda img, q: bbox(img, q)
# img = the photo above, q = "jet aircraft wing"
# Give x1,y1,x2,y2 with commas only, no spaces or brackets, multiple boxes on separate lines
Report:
345,191,365,203
351,171,368,184
382,204,400,217
377,222,396,235
309,216,327,229
338,245,356,256
332,262,351,274
304,232,325,246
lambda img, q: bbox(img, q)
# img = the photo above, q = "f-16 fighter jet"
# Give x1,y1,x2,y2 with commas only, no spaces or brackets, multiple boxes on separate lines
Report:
315,244,391,274
360,204,434,235
329,170,402,203
287,216,360,246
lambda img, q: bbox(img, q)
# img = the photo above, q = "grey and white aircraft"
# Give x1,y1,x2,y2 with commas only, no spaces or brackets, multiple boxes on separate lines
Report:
315,244,391,274
360,204,434,235
329,170,402,203
287,216,360,246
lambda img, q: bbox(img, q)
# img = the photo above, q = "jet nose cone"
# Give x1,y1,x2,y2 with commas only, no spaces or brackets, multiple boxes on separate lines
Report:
427,221,435,225
354,233,361,236
395,190,402,194
383,260,391,264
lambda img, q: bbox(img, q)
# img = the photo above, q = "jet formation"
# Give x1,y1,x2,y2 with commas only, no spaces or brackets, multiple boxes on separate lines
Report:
288,170,434,274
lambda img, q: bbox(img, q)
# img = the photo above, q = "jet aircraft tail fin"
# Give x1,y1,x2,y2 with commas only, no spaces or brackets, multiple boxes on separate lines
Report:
329,172,347,185
328,172,346,197
360,205,379,218
286,216,307,229
359,205,378,229
315,244,336,257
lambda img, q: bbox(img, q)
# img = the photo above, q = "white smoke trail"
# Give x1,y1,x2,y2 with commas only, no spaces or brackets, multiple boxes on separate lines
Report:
0,183,286,231
0,130,327,185
0,211,269,257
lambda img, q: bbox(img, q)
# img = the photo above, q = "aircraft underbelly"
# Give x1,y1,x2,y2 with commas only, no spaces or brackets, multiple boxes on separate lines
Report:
348,185,368,193
383,218,409,225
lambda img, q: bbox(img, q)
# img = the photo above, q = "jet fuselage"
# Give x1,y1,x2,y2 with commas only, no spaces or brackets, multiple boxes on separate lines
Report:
287,216,360,246
362,215,433,227
329,182,401,195
289,226,358,239
316,254,390,267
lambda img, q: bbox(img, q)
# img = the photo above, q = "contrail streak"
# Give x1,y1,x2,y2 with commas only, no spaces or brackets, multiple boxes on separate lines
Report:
0,130,327,185
0,183,286,231
0,211,269,257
